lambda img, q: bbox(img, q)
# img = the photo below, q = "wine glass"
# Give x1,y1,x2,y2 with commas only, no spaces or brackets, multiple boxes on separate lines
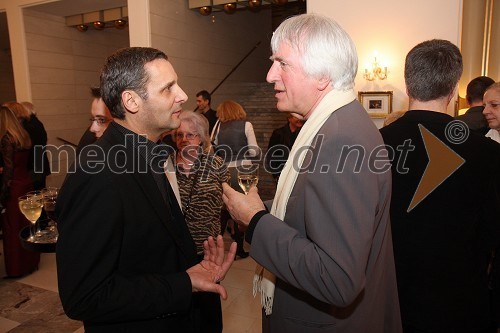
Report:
41,187,59,237
237,164,259,195
18,194,43,241
26,190,43,234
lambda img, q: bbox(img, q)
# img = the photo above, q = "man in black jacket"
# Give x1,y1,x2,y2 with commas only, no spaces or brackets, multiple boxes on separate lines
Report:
56,47,236,333
380,39,500,333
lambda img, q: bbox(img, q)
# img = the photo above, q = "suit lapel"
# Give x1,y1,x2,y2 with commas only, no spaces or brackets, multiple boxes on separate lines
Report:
105,125,197,266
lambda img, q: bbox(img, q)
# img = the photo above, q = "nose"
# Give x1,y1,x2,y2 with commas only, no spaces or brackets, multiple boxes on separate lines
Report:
266,62,279,83
177,87,188,104
89,121,99,134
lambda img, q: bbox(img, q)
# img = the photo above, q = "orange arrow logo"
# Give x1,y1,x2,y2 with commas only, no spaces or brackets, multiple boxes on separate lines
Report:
407,124,465,212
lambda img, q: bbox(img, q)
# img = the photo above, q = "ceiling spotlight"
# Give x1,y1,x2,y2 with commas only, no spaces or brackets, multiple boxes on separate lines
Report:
199,6,212,16
93,21,106,30
114,19,127,29
248,0,262,11
76,24,88,32
223,3,237,14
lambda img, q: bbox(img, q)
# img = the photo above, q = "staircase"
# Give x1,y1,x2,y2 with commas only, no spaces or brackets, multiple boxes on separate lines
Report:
214,82,287,201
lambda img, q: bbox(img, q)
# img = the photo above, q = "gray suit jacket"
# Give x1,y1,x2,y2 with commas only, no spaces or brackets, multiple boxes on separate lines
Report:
251,101,402,332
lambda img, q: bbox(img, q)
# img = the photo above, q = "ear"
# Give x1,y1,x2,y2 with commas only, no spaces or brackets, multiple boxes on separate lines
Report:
447,84,458,104
122,90,140,114
317,77,331,91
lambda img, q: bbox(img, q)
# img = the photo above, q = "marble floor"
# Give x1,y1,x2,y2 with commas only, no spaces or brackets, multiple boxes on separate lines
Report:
0,236,262,333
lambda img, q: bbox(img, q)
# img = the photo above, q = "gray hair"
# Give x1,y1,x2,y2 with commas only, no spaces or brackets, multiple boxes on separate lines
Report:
270,13,358,90
404,39,462,102
176,111,211,152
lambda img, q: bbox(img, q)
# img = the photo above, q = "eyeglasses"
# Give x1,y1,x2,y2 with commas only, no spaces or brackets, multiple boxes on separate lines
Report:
89,117,112,125
175,132,198,140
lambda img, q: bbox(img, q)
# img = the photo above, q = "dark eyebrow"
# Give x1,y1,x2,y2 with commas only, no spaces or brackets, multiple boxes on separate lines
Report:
161,80,175,92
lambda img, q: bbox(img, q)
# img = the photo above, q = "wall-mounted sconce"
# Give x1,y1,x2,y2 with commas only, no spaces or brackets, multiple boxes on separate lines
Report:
65,7,128,32
364,51,388,81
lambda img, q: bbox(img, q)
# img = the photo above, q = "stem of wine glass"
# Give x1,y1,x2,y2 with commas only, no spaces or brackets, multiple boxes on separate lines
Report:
30,221,36,241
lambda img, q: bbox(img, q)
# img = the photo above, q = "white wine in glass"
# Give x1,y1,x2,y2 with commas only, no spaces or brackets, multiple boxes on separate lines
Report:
237,164,259,195
18,195,43,241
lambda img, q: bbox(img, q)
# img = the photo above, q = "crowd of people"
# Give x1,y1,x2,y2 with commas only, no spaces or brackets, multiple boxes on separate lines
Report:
1,12,499,333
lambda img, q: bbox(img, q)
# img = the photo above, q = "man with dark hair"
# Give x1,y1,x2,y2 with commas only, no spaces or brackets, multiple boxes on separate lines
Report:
455,76,495,134
56,47,236,333
196,90,218,133
380,39,500,333
76,87,114,154
265,114,304,181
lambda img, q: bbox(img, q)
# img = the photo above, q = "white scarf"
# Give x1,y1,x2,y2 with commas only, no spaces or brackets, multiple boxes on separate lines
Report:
253,88,356,315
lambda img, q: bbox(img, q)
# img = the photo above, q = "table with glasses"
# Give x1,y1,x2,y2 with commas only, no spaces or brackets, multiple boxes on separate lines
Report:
18,187,59,253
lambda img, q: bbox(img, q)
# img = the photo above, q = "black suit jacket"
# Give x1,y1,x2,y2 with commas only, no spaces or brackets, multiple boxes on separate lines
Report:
203,108,218,134
56,122,200,332
380,110,500,332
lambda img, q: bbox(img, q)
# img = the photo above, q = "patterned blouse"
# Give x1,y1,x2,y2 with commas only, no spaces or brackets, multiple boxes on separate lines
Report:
176,153,230,255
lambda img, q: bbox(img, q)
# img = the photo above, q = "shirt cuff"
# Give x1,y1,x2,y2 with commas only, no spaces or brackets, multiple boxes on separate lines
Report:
245,210,268,244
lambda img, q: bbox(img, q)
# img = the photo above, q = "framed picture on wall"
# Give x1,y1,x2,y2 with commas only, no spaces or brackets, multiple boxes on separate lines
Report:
358,91,393,118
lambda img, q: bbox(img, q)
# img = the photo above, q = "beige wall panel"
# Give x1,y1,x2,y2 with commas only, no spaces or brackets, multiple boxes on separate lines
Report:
24,10,72,39
28,50,74,69
74,70,101,86
73,55,106,72
34,99,82,115
25,32,74,53
31,83,75,100
30,67,75,84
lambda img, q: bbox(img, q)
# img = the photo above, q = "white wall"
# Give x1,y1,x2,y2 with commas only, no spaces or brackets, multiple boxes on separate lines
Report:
308,0,462,126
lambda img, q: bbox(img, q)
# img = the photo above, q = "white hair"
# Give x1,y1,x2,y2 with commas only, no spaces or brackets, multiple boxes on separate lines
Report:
270,14,358,90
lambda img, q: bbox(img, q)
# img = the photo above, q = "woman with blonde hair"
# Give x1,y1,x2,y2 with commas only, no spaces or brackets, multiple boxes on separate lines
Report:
0,105,40,278
3,101,50,189
213,100,260,258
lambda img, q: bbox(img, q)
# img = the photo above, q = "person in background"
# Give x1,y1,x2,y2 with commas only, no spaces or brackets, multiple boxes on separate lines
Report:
167,111,229,333
56,47,236,333
483,82,500,143
0,105,40,278
214,100,259,259
380,39,500,333
483,82,500,330
3,101,50,190
222,14,402,332
76,87,113,154
455,76,495,134
265,114,303,181
196,90,218,134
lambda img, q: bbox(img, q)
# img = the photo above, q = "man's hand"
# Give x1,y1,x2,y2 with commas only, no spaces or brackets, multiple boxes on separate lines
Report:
222,183,266,227
187,235,237,300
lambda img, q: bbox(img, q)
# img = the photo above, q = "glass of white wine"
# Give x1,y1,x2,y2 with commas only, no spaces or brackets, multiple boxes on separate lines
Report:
26,190,43,234
18,194,44,242
237,164,259,195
